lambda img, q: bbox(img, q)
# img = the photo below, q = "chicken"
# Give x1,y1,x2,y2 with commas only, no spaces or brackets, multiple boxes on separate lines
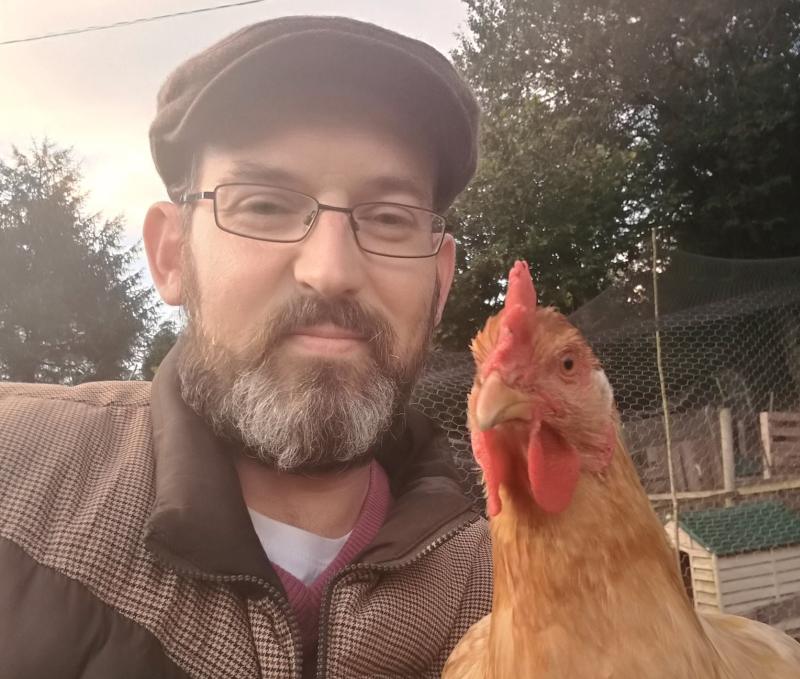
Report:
443,260,800,679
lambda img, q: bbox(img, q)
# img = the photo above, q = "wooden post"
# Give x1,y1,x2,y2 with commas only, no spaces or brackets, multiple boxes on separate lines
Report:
720,408,735,507
736,419,748,474
760,411,773,480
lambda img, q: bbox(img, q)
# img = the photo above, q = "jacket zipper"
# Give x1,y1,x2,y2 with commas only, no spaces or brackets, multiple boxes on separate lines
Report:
314,516,481,678
150,555,304,678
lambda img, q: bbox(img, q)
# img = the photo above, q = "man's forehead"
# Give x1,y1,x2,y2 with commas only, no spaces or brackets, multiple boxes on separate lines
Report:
197,119,437,204
207,159,429,199
149,16,479,209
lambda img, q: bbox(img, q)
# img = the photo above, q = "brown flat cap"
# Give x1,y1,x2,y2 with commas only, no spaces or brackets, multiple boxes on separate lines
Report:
149,15,480,210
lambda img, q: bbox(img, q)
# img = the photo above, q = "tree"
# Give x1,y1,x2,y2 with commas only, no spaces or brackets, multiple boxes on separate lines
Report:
640,1,800,257
439,0,800,348
0,141,156,383
439,99,647,348
141,320,179,380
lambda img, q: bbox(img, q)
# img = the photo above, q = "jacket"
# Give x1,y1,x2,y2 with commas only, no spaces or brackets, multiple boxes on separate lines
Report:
0,347,492,678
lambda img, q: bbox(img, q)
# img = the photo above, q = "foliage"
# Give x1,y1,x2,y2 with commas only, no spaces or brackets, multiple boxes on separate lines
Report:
140,320,179,380
0,141,156,383
641,1,800,256
439,0,800,348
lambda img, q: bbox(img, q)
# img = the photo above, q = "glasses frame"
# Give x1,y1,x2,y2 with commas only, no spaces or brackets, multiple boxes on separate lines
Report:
180,182,448,259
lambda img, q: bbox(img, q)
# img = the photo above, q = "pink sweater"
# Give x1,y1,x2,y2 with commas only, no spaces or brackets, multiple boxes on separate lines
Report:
271,461,392,657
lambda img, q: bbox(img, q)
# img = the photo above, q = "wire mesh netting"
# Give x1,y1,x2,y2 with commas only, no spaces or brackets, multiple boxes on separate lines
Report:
410,248,800,639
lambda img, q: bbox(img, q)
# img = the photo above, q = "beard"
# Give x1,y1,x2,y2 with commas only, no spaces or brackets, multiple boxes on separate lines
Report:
176,255,439,474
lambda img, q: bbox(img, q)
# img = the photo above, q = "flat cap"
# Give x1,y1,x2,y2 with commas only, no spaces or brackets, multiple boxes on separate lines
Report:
149,15,480,210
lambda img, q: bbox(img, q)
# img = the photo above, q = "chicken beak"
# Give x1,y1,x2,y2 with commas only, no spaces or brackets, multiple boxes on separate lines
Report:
474,372,534,431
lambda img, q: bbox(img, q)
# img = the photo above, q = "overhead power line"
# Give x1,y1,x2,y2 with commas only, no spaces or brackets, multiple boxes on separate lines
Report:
0,0,272,47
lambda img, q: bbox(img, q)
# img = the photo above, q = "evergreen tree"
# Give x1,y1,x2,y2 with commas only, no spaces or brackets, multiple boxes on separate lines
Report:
141,320,179,380
0,141,155,383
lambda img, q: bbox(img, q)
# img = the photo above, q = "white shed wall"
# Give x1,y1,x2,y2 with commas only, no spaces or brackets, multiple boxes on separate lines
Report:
664,522,720,611
693,553,720,612
717,545,800,615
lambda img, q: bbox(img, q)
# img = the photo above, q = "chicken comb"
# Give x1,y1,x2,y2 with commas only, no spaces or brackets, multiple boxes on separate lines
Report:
505,260,537,310
481,261,536,377
500,260,537,345
501,260,536,343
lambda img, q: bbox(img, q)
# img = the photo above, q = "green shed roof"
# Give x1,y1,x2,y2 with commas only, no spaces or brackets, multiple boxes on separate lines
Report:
678,501,800,557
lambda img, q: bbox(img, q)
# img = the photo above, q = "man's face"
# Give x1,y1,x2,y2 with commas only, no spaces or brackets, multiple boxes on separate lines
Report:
174,113,455,472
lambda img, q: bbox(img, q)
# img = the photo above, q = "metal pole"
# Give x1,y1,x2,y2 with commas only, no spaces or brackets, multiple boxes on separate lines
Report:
651,228,681,576
720,408,736,507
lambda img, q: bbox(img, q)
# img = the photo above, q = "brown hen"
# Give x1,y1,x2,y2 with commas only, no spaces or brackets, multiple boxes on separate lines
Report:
443,261,800,679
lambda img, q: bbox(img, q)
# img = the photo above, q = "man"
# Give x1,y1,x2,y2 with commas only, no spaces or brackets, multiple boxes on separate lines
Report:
0,16,491,678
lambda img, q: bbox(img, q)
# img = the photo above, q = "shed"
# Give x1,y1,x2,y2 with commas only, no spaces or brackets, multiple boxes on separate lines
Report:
664,501,800,628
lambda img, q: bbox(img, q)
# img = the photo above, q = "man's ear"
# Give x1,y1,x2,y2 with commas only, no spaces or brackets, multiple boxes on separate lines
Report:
434,234,456,326
143,201,185,306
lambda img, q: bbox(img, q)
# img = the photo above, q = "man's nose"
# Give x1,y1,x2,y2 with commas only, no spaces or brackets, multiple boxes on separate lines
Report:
292,207,366,297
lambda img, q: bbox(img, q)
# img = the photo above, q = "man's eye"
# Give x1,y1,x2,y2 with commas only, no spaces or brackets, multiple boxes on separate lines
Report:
378,212,409,225
361,208,415,228
241,201,287,215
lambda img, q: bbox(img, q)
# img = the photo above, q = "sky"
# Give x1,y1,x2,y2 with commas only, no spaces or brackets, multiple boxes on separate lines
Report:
0,0,469,312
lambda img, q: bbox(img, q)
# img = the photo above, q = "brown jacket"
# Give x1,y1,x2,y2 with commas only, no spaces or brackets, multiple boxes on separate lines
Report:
0,349,491,678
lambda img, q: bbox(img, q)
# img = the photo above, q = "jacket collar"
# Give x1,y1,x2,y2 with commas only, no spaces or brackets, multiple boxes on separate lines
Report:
364,411,481,565
144,340,275,583
144,341,479,581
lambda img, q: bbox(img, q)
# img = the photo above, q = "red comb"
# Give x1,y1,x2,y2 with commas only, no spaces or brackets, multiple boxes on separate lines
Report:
482,261,536,377
505,260,537,310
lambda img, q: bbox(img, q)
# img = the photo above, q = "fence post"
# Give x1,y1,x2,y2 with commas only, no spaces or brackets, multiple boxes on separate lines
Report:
760,411,773,480
720,407,736,507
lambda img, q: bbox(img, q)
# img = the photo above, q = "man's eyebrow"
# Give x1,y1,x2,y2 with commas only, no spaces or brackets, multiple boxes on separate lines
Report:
218,161,432,205
218,161,299,186
358,176,433,205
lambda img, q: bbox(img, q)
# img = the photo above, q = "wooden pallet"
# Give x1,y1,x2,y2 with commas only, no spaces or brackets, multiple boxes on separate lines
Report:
760,411,800,478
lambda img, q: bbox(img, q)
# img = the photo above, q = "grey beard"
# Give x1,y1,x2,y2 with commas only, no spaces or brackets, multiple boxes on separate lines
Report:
231,360,398,471
181,348,400,472
177,291,436,474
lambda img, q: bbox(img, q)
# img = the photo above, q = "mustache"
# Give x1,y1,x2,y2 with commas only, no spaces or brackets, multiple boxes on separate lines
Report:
247,295,396,364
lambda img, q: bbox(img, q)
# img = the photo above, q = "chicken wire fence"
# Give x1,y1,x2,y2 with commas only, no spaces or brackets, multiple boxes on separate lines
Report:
410,248,800,638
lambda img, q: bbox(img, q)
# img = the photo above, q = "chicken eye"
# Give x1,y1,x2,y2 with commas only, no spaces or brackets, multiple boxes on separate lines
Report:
562,357,575,371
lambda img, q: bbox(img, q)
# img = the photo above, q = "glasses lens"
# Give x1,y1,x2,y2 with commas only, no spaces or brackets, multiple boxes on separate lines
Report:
215,185,316,241
352,203,445,257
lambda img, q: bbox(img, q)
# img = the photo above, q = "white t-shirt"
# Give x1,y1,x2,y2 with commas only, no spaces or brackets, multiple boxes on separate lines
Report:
247,508,351,586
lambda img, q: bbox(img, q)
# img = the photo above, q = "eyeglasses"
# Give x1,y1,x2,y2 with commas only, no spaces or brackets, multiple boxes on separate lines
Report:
180,183,447,258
